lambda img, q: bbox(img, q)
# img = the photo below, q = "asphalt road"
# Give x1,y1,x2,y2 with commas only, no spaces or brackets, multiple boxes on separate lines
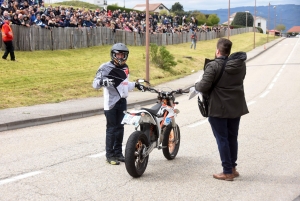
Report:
0,38,300,200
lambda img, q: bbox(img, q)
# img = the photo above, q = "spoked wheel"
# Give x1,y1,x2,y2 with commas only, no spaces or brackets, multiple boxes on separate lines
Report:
125,131,149,178
162,124,180,160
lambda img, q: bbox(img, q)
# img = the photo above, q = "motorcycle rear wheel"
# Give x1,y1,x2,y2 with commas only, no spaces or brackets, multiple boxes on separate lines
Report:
125,131,149,178
162,124,180,160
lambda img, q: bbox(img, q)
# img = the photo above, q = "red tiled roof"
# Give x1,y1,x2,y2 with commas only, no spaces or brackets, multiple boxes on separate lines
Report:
287,26,300,33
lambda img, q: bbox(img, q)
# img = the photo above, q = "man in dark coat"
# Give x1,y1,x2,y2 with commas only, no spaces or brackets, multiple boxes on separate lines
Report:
195,38,249,181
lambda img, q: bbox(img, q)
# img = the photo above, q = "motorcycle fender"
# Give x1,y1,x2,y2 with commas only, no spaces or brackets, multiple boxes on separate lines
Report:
139,112,157,125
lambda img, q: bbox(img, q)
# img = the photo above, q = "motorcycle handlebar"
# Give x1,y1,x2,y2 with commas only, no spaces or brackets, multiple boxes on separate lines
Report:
142,86,188,95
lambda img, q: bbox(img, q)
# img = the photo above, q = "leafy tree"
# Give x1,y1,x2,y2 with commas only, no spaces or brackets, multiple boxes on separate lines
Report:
207,14,220,26
150,44,177,71
159,10,168,16
276,24,286,32
232,12,254,27
190,11,206,26
171,2,184,12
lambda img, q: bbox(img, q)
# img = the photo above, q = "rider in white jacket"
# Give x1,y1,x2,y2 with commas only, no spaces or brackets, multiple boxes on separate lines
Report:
92,43,143,165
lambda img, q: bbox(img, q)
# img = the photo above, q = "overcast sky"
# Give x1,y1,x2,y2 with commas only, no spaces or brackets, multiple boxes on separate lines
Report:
109,0,300,10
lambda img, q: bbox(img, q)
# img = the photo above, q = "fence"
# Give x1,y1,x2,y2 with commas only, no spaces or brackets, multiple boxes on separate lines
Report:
0,25,254,51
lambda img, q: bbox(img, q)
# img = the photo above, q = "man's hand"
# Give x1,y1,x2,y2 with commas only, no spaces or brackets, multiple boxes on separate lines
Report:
100,78,114,87
135,82,146,92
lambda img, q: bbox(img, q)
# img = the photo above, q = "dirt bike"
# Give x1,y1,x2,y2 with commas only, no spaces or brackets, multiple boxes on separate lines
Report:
121,79,188,178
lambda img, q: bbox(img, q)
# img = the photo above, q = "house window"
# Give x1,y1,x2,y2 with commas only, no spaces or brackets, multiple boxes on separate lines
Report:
159,6,164,10
258,22,261,27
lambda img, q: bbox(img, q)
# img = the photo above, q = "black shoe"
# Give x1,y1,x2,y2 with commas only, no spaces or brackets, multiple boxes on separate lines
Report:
106,157,120,165
117,155,125,162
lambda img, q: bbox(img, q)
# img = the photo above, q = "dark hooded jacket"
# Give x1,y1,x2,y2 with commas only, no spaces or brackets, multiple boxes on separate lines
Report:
195,52,249,118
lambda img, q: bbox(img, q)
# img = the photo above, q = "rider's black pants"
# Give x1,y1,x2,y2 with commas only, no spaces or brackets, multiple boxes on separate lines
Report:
104,98,127,159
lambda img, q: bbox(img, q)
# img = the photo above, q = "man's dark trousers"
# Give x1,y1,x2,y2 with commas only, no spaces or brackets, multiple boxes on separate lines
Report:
2,41,15,61
208,116,241,174
104,98,127,159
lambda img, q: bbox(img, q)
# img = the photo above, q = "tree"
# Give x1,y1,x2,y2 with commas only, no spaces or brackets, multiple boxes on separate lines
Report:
207,14,220,26
171,2,184,12
190,11,206,26
232,12,254,27
276,24,286,32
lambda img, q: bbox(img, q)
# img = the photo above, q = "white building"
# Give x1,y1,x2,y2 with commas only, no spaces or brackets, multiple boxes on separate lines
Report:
132,3,170,14
222,13,267,34
255,16,267,34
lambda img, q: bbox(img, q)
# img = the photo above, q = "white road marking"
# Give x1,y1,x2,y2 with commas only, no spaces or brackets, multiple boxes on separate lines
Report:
247,101,256,106
0,171,43,186
268,83,275,90
272,77,278,83
188,119,208,128
260,90,270,98
88,152,106,158
88,146,126,158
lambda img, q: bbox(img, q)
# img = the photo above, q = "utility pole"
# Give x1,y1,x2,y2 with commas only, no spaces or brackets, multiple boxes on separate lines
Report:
268,2,270,42
145,0,149,81
228,0,230,39
254,0,256,49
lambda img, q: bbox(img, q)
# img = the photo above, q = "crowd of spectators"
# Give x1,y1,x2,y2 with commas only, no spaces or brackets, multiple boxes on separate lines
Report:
0,0,226,34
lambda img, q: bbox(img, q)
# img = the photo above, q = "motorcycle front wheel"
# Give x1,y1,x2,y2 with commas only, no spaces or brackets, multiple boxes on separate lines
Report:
125,131,149,178
162,124,180,160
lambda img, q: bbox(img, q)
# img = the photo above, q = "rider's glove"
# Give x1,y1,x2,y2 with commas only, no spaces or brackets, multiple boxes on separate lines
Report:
135,82,145,92
100,78,114,87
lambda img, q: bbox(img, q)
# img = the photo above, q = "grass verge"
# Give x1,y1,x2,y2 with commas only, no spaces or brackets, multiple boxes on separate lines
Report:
0,32,278,109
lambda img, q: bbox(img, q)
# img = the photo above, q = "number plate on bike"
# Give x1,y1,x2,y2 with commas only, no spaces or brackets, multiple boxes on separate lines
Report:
121,113,141,126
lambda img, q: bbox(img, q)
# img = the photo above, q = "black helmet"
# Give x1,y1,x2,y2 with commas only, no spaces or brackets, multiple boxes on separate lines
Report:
110,43,129,66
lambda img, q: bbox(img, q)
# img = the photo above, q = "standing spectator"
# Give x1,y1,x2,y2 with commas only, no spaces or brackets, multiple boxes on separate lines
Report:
34,14,47,28
190,28,197,50
92,43,144,165
22,15,31,27
182,15,187,26
1,11,11,21
69,16,78,27
1,1,9,15
11,13,21,25
194,38,248,181
29,10,36,24
82,16,94,28
1,20,16,61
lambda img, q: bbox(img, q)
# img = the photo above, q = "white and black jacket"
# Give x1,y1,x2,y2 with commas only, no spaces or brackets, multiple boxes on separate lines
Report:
92,61,135,110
